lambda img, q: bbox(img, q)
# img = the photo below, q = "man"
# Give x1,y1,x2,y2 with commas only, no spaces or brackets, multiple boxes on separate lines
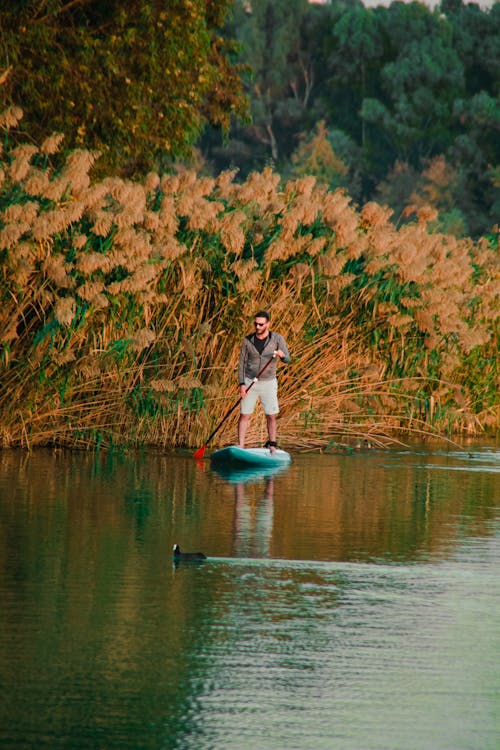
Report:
238,311,290,453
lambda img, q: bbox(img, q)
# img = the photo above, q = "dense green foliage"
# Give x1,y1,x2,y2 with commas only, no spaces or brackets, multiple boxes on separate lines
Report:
0,0,248,176
203,0,500,238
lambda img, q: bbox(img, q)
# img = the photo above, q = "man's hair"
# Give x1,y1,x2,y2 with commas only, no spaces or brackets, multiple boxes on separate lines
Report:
254,310,270,321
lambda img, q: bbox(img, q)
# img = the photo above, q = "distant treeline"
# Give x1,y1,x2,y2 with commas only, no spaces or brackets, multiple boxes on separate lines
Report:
203,0,500,239
1,1,499,238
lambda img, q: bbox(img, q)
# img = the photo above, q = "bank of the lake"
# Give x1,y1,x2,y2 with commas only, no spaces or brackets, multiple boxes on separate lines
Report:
1,124,498,452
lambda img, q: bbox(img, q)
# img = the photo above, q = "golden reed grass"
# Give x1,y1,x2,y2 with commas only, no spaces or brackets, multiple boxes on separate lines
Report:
0,108,498,450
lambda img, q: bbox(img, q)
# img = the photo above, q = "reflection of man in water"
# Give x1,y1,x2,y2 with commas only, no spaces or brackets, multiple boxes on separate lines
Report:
232,479,274,558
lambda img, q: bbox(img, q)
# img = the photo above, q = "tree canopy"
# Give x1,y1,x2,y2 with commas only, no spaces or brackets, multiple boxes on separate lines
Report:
0,0,248,175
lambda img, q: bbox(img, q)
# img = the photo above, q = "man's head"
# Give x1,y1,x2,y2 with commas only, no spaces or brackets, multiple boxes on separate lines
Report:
254,310,269,322
254,310,270,335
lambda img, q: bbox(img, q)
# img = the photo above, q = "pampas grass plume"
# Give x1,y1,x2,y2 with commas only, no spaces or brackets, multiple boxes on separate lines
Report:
0,105,23,129
10,145,38,182
40,133,65,156
54,296,76,326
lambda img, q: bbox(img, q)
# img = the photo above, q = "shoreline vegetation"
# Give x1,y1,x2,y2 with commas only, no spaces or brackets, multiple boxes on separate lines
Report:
0,108,498,452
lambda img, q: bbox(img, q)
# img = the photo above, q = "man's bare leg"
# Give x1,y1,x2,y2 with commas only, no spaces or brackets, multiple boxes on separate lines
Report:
266,414,277,453
238,414,250,448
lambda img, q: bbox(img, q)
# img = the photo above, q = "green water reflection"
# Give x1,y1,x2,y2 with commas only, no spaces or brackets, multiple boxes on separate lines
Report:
0,446,498,749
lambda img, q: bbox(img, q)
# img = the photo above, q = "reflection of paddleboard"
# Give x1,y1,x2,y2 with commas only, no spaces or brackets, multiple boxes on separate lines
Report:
211,462,289,485
210,445,292,468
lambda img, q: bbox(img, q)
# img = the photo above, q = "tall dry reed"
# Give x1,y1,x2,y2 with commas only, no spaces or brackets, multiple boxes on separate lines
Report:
0,108,498,450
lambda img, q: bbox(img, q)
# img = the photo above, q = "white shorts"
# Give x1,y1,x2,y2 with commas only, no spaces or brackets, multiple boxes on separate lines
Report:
240,378,279,415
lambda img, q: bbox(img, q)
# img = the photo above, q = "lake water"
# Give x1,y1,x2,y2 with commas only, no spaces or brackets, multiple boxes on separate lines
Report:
0,443,498,750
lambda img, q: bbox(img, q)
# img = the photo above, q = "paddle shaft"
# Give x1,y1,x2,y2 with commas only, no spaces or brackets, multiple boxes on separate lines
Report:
194,352,276,456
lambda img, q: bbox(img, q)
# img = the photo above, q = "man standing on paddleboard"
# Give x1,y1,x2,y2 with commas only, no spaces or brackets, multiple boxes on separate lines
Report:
238,311,290,453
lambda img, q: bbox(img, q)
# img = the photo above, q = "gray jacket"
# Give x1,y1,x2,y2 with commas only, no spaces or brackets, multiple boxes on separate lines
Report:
238,331,290,384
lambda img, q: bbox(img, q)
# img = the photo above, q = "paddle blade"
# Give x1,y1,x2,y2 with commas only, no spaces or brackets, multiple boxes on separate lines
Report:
193,444,206,459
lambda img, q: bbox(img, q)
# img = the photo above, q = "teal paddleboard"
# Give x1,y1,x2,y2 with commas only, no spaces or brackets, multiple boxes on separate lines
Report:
210,445,292,468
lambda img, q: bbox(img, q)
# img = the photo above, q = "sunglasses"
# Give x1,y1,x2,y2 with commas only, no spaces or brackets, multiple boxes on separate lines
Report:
254,321,267,327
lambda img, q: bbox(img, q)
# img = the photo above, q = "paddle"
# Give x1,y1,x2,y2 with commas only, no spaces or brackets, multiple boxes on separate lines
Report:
193,352,277,459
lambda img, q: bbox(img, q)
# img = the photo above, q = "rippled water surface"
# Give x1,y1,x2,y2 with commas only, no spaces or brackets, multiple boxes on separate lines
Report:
0,444,499,749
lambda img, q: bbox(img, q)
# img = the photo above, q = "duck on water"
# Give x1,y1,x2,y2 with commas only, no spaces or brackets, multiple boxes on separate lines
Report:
172,544,206,561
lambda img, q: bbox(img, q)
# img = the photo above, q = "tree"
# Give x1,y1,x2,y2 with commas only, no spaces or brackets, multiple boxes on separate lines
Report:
201,0,318,174
361,3,465,170
289,120,349,191
329,5,384,149
239,0,313,163
0,0,248,175
443,1,500,234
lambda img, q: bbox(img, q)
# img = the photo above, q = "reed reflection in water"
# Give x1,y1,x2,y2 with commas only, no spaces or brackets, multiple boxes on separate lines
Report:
0,445,498,750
